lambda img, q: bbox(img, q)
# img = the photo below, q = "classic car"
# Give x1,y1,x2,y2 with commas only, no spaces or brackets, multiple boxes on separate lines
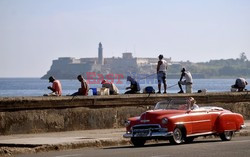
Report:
123,98,245,146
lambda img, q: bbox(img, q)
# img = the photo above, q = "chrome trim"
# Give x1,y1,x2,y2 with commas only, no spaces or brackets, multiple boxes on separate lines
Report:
140,120,150,123
175,119,211,125
186,131,215,137
123,131,173,138
123,124,172,138
123,132,173,138
240,124,246,129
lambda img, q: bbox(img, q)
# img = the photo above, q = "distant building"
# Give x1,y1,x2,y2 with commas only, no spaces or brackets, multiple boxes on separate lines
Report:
41,43,172,79
122,52,133,59
98,42,104,65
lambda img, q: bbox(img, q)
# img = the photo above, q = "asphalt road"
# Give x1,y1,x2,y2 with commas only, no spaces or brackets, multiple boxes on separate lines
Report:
17,136,250,157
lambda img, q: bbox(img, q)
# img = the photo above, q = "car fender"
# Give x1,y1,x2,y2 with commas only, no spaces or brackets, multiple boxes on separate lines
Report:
167,115,192,135
216,113,244,133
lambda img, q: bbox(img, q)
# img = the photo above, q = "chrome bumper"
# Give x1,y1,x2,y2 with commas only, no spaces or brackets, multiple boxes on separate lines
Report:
123,128,173,138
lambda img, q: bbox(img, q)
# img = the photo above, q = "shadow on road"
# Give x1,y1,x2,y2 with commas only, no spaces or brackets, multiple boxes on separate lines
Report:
103,139,222,150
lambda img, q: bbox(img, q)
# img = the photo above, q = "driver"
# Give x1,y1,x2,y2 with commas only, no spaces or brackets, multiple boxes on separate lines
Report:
188,97,199,110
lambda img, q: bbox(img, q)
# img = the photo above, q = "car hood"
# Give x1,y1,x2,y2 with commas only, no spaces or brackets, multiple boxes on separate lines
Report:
139,109,186,121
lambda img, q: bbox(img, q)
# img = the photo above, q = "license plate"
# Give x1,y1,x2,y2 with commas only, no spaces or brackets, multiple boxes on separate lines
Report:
134,132,149,137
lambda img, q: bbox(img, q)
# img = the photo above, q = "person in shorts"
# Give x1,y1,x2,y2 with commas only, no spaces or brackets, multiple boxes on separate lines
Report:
156,54,168,94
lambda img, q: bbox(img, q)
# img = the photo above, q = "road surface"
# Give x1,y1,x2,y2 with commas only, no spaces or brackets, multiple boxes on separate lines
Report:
17,136,250,157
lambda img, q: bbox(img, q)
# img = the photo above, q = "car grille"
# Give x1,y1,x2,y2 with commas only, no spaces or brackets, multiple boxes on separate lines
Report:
132,124,161,132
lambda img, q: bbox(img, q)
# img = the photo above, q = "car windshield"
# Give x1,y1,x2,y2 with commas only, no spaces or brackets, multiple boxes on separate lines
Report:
154,99,189,110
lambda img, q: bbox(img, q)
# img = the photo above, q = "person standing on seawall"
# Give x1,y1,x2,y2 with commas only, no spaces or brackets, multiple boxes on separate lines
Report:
156,54,168,94
178,68,193,93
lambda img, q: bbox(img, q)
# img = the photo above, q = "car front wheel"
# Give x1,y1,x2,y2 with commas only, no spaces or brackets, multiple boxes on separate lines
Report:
131,137,146,147
169,127,184,144
219,131,233,141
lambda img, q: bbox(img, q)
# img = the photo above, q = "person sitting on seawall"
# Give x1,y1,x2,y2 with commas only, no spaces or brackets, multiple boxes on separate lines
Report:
125,76,140,94
188,97,199,110
231,78,248,92
44,76,62,96
71,75,89,96
156,54,168,94
178,68,193,93
101,80,119,95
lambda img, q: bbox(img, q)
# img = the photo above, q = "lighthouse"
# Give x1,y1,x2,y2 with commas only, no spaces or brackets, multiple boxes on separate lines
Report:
98,42,104,65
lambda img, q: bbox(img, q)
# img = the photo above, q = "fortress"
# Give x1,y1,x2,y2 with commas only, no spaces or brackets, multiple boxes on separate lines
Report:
42,42,172,79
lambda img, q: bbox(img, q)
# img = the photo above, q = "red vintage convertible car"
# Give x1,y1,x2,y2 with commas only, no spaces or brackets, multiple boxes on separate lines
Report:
123,98,245,146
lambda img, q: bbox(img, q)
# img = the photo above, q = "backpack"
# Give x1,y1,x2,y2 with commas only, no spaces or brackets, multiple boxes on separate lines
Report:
143,86,155,94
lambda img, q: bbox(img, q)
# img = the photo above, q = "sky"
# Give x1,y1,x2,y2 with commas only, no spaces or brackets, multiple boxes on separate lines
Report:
0,0,249,77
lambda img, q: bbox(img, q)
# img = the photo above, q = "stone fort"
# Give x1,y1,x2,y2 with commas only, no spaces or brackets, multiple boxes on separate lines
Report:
42,42,172,79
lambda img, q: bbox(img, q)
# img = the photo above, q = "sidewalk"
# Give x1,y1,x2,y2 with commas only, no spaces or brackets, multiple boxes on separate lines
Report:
0,121,250,156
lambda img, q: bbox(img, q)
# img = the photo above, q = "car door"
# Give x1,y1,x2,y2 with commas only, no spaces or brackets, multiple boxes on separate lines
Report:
189,110,212,134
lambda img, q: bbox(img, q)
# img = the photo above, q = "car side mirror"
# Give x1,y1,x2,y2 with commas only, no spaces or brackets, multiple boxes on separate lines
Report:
186,109,191,114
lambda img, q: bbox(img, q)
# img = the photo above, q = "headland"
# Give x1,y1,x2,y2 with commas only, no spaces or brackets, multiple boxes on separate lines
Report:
41,43,250,79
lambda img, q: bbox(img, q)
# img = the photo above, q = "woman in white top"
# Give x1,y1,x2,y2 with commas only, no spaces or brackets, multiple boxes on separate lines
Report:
188,97,199,110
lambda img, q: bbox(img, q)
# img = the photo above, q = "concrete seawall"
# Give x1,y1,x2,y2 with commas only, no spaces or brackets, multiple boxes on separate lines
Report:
0,92,250,135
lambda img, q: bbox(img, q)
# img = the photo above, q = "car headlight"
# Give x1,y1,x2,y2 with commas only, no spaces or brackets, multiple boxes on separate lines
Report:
124,120,131,127
161,118,168,124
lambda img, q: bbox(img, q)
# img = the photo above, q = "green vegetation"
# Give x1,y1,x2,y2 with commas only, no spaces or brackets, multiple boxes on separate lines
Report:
168,52,250,79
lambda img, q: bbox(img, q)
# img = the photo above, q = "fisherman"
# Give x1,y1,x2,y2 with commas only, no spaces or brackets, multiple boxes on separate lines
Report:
44,76,62,96
156,54,168,94
178,68,193,93
71,75,89,96
231,78,248,92
125,76,140,94
101,80,119,95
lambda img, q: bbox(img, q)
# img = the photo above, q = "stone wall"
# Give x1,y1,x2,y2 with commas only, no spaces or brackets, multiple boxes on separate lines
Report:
0,92,250,135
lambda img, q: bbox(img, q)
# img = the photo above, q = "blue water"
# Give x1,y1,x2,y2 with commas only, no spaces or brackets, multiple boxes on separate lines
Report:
0,78,243,97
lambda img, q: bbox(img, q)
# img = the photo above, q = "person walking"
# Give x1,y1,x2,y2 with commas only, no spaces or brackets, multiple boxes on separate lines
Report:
178,68,193,93
156,54,168,94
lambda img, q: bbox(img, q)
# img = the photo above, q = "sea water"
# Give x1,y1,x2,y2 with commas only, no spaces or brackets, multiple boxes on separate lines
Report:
0,78,243,97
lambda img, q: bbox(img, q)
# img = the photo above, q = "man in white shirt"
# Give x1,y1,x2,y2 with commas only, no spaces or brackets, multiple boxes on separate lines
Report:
156,54,168,94
178,68,193,93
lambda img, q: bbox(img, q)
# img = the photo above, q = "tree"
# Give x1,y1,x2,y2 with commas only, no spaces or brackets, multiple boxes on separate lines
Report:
239,52,247,61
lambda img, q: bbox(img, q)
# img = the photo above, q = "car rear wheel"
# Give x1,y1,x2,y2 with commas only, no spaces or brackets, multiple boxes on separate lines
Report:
169,127,184,144
131,137,146,147
219,131,233,141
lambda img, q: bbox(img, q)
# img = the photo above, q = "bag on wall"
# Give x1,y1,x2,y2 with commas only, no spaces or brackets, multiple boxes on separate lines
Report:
143,86,155,94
